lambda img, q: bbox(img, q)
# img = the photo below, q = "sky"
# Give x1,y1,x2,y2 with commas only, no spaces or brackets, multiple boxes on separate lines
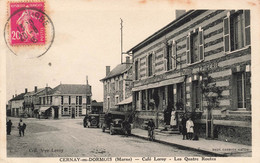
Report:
4,0,178,102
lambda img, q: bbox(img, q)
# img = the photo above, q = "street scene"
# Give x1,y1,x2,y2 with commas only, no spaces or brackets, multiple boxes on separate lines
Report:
4,0,255,161
7,117,213,157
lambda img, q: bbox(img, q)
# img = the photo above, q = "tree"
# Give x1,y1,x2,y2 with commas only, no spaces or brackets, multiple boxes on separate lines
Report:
198,71,223,138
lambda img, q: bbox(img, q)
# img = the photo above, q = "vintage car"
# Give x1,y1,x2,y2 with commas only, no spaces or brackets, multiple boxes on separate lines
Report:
101,111,131,135
83,114,100,128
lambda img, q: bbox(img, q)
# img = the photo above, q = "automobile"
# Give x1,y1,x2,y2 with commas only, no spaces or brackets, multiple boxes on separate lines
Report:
83,114,100,128
101,111,131,135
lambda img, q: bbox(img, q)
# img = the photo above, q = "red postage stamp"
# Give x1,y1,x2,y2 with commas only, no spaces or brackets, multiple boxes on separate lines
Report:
9,1,45,46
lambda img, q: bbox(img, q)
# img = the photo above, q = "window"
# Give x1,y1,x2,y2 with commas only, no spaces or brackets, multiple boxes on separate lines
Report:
43,97,45,105
115,79,119,91
135,60,139,80
115,96,119,104
233,71,251,110
87,96,91,104
76,96,78,105
107,82,110,93
148,54,153,76
69,96,71,105
223,10,250,52
166,40,177,71
50,96,52,104
166,43,172,70
79,106,82,116
236,72,245,108
79,96,82,105
186,27,204,64
39,97,41,105
192,81,200,110
141,90,146,110
107,97,110,110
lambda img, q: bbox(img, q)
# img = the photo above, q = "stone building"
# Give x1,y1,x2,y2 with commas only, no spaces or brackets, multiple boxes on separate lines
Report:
24,86,52,117
38,82,92,119
100,56,133,112
8,91,26,117
127,10,251,145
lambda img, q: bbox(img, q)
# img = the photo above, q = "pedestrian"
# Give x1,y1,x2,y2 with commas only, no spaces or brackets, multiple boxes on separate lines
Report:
18,119,26,137
170,109,177,127
181,115,187,140
186,118,194,140
6,120,12,135
147,119,155,141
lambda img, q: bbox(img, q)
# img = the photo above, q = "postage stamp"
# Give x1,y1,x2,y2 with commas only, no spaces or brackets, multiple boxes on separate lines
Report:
9,1,46,46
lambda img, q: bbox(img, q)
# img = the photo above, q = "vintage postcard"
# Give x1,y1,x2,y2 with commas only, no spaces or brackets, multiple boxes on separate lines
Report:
0,0,260,163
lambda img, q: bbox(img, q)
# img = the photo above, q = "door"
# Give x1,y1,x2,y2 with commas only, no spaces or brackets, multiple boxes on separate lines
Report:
71,108,75,118
54,107,59,119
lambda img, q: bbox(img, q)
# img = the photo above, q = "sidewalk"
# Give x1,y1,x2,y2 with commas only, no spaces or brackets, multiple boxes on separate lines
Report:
131,128,252,157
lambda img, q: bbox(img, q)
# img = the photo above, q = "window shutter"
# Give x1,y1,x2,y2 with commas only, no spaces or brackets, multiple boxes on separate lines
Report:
199,27,204,61
244,10,251,46
245,72,251,110
152,51,156,75
186,33,191,64
133,59,136,80
231,73,238,110
138,58,141,79
172,40,177,69
163,43,167,71
146,55,148,77
223,14,230,52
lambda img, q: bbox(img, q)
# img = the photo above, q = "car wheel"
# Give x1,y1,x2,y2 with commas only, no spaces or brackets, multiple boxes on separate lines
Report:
91,119,97,126
110,127,114,135
102,126,105,132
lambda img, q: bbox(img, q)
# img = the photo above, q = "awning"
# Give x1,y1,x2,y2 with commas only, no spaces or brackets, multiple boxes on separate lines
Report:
132,76,184,92
39,107,50,112
116,96,132,106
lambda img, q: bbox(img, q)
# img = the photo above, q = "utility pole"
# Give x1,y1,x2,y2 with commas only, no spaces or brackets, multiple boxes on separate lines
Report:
120,18,123,64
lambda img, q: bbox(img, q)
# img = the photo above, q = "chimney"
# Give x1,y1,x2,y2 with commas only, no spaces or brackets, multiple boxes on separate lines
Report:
86,75,89,85
106,66,110,76
25,88,28,93
34,86,37,93
126,56,131,68
176,10,186,19
12,95,14,98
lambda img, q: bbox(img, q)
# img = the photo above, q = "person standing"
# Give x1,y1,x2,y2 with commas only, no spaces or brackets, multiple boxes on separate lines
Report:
181,115,187,140
186,118,194,140
6,120,12,135
147,119,155,141
18,119,26,137
170,109,177,127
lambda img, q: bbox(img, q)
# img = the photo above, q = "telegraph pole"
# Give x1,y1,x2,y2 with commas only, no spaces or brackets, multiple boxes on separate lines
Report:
120,18,123,64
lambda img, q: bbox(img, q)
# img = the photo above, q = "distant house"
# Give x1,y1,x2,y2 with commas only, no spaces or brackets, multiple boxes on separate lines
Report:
38,82,92,119
24,86,52,118
91,101,103,114
100,56,133,113
8,90,26,117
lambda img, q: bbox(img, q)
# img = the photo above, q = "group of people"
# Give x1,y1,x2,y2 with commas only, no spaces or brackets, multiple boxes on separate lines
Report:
181,115,195,140
6,119,27,137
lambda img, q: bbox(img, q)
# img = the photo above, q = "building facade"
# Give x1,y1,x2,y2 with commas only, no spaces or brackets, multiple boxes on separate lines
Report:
9,92,26,117
128,10,251,145
100,57,133,112
38,83,92,119
24,86,52,117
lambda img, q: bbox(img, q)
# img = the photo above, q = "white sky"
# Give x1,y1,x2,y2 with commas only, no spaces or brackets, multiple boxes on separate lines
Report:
5,0,177,102
3,0,258,103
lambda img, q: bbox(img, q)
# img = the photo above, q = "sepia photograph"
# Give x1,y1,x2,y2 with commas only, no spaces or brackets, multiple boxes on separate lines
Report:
1,0,259,162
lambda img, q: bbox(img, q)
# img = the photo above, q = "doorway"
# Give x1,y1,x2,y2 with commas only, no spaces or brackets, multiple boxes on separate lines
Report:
71,108,75,118
54,107,59,119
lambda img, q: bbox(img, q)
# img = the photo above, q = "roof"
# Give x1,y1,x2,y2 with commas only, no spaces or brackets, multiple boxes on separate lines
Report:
24,88,45,96
127,10,206,53
116,96,132,106
47,84,91,95
92,102,103,107
100,64,131,81
9,93,26,101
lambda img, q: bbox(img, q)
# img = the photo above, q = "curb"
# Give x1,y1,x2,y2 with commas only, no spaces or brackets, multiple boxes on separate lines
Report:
131,133,227,157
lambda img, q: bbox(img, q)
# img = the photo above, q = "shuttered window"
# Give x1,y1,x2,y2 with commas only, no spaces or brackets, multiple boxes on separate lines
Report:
187,27,204,65
223,10,250,52
148,54,153,76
